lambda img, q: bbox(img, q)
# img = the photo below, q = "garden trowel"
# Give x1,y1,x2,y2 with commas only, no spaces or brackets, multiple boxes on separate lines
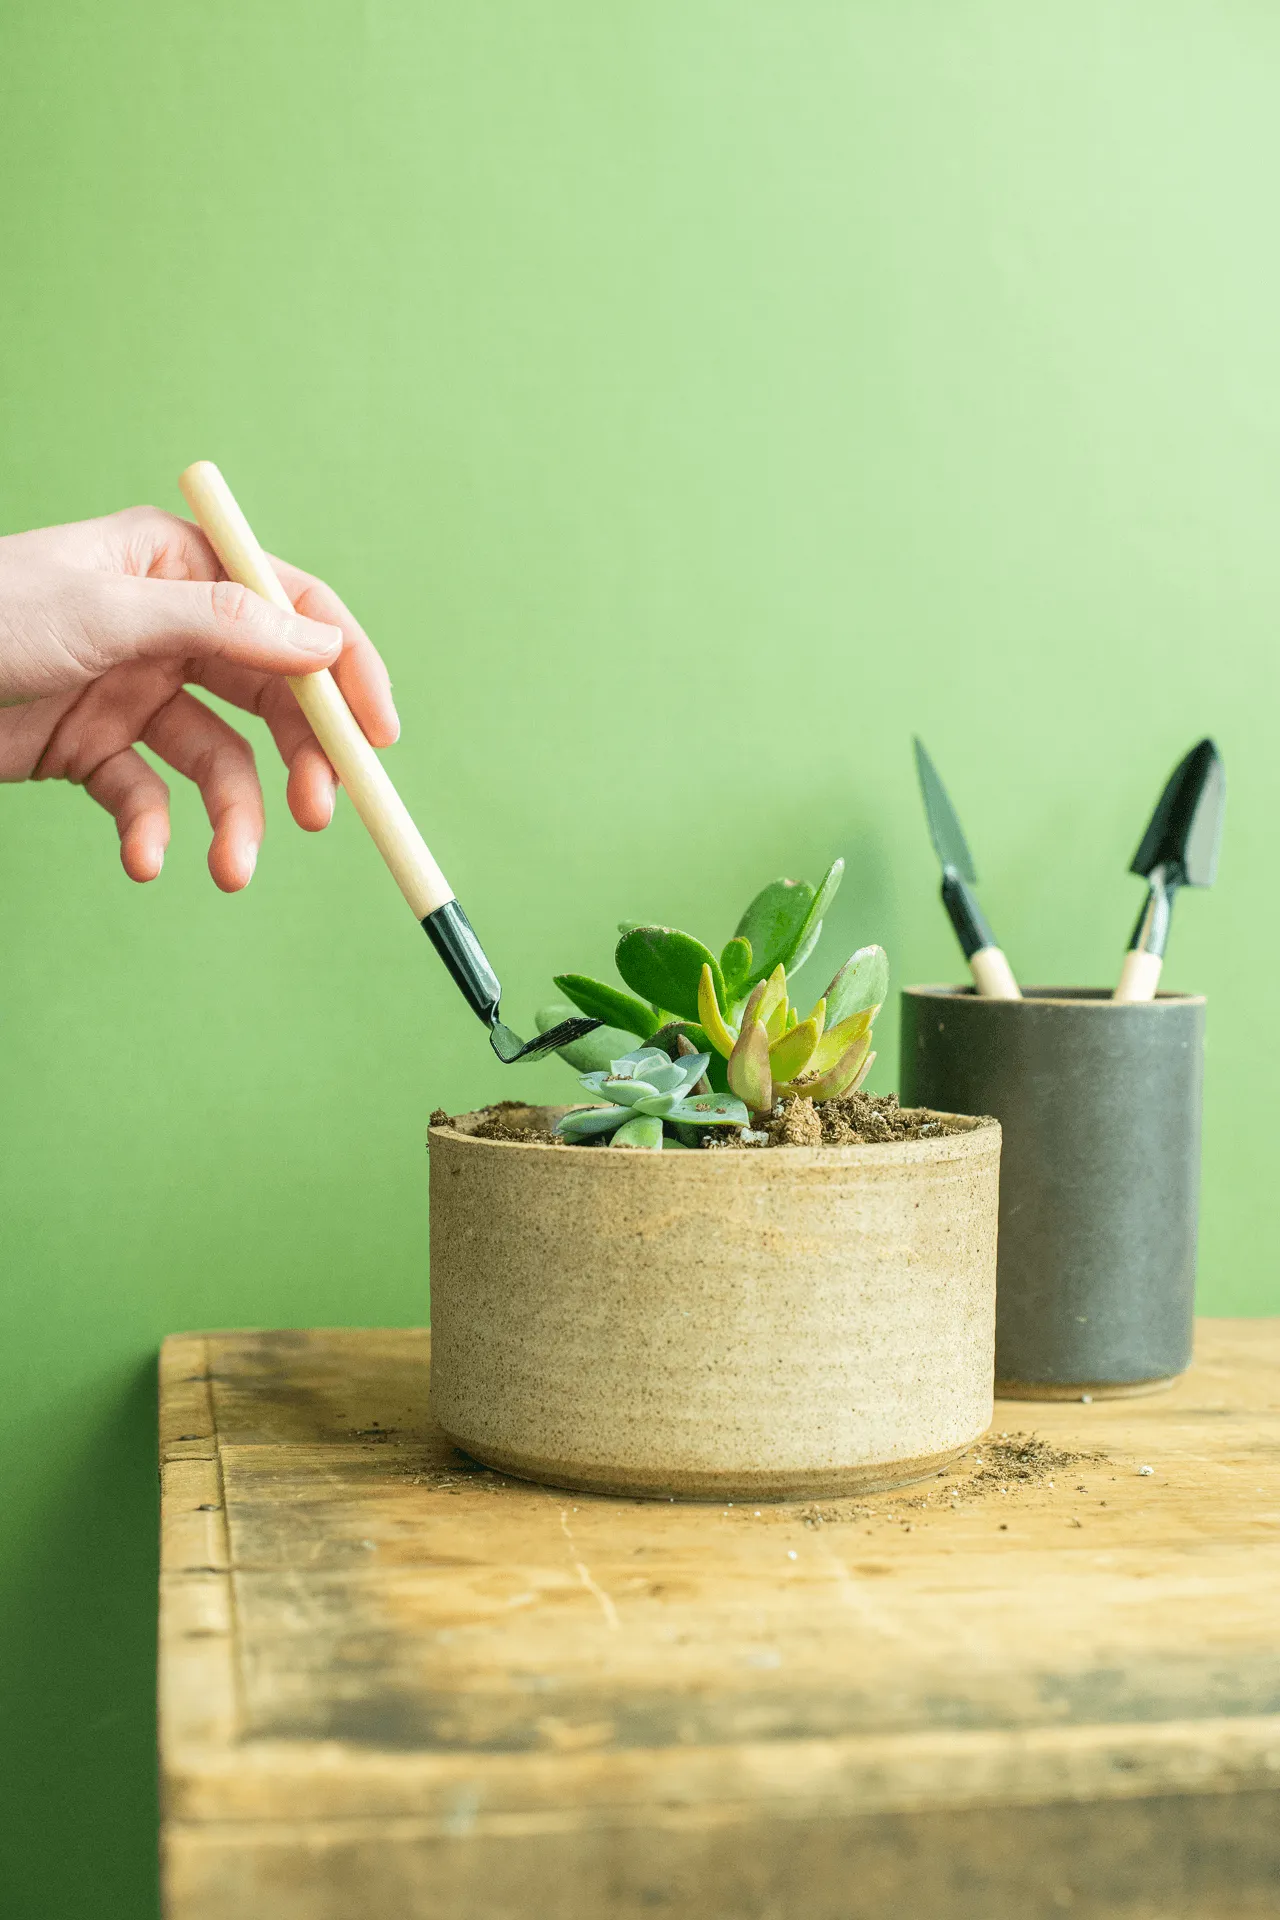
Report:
1113,738,1225,1002
913,738,1021,999
179,462,601,1064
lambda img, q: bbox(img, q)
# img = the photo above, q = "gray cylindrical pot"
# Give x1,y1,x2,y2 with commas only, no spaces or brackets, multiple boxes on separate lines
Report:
429,1108,1001,1501
900,988,1205,1398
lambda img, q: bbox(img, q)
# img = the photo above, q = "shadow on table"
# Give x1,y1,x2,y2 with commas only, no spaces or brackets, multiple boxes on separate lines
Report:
0,1358,160,1920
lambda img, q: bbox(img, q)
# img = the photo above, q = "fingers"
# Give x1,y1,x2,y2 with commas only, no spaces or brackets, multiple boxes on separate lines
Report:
269,557,399,746
71,571,343,681
143,691,266,892
84,747,171,883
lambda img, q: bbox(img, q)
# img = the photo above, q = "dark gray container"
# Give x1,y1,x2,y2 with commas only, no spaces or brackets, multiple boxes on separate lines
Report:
900,987,1205,1398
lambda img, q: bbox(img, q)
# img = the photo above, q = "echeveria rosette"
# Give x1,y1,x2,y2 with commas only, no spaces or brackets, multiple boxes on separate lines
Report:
556,1047,750,1150
697,944,889,1116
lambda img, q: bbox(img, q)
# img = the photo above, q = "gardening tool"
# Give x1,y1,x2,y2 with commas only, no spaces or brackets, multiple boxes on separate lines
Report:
913,738,1021,999
179,461,600,1063
1113,738,1225,1003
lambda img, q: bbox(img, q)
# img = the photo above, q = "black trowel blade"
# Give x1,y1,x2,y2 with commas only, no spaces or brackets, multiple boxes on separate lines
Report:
489,1016,602,1064
1130,739,1225,888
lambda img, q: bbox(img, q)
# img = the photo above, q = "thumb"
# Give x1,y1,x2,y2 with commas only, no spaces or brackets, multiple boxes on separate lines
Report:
80,573,343,676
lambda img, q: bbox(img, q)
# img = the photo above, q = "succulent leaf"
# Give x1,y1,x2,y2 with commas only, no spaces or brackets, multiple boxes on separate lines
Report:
535,1004,639,1074
734,878,815,988
631,1091,678,1117
788,858,844,975
616,927,726,1024
807,1005,873,1075
850,1048,875,1094
727,1016,773,1113
553,974,658,1039
719,936,752,995
600,1076,661,1107
792,1031,872,1103
768,1014,822,1086
698,964,738,1058
757,965,789,1041
665,1091,751,1127
610,1114,665,1150
824,945,890,1028
556,1104,634,1139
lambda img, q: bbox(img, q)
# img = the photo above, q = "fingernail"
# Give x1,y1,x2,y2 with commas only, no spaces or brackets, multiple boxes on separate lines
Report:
295,620,344,655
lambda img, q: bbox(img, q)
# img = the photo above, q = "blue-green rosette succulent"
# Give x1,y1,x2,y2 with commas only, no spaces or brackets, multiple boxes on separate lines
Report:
556,1046,749,1151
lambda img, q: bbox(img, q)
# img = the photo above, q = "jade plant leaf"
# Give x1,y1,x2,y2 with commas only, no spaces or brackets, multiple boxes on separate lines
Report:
824,945,890,1028
535,1004,637,1074
719,936,752,998
616,927,726,1024
553,974,658,1040
794,1032,873,1103
610,1114,664,1150
768,1010,823,1086
733,878,815,989
806,1005,873,1075
727,1012,773,1113
787,858,844,976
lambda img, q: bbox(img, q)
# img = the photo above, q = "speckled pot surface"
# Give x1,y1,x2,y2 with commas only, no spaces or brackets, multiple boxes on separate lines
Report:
427,1108,1001,1502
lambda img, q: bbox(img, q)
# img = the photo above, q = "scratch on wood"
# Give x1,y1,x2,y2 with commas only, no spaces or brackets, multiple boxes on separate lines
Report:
559,1508,620,1631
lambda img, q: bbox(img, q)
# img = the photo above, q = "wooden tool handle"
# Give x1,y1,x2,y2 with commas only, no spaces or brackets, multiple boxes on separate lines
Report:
970,945,1022,1000
1113,949,1163,1003
179,462,453,920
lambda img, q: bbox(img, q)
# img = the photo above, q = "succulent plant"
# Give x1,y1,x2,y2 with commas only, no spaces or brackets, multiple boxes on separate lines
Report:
696,944,888,1114
536,857,889,1117
556,1046,750,1150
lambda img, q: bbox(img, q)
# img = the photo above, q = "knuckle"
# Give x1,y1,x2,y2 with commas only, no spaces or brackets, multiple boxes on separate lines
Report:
208,579,259,626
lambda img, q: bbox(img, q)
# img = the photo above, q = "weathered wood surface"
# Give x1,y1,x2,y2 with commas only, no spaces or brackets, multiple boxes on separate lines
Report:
159,1320,1280,1920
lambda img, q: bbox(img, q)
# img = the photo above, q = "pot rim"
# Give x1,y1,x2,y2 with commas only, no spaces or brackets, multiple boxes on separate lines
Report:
904,984,1205,1009
428,1106,1000,1165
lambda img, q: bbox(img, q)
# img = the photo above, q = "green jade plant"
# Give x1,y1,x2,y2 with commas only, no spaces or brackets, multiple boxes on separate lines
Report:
537,859,889,1144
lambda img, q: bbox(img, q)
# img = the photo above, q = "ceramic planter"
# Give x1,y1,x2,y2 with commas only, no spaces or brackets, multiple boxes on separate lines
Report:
427,1107,1001,1501
900,987,1205,1399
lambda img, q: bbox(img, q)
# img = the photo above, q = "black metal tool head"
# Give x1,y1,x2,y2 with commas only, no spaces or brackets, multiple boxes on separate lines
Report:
488,1015,603,1064
1130,739,1225,889
913,737,978,881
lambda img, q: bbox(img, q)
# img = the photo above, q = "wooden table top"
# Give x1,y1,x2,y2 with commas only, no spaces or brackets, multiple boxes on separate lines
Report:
159,1319,1280,1920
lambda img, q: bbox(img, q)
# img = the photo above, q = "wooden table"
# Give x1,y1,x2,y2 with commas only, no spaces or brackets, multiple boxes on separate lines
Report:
159,1320,1280,1920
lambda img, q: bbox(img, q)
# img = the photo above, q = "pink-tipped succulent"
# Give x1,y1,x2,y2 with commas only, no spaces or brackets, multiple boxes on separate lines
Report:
696,946,887,1116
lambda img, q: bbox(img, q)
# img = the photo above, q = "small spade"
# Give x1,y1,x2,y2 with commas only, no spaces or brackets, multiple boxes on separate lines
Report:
1113,738,1225,1002
179,461,600,1065
913,739,1021,998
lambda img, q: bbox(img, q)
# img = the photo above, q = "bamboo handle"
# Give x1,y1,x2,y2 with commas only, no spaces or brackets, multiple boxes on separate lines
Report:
1113,948,1163,1003
970,945,1022,1000
179,462,453,920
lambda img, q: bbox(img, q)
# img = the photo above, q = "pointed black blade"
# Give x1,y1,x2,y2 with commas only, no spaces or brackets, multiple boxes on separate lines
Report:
489,1015,602,1064
1130,739,1226,888
913,737,978,882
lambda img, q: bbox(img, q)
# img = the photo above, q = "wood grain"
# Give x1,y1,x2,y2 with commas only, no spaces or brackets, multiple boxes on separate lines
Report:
159,1321,1280,1919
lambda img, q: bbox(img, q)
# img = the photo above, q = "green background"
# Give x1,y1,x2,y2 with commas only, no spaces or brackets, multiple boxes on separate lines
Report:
2,2,1278,1912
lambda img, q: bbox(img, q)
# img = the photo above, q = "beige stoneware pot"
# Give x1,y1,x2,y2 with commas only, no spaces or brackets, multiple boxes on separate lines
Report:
428,1106,1001,1502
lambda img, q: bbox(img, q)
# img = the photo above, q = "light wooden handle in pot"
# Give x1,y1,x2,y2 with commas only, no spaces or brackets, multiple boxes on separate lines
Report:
178,461,454,921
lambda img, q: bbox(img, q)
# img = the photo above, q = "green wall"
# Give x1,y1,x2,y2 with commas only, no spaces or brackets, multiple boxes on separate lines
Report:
2,3,1278,1912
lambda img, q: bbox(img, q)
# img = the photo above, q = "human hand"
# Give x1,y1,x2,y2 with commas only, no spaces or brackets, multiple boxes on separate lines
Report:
0,504,398,890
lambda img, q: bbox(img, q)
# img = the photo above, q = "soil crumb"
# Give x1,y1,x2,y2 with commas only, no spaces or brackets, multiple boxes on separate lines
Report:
431,1102,562,1145
967,1432,1097,1494
759,1092,972,1148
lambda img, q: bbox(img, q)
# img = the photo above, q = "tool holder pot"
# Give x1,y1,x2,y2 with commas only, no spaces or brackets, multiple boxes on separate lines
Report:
428,1108,1001,1501
900,988,1205,1398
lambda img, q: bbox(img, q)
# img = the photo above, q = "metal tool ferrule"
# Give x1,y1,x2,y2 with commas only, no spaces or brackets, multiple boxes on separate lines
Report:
1128,866,1175,958
422,900,502,1025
